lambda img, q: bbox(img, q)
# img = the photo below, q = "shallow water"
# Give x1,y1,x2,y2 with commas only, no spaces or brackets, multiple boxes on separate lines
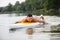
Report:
0,14,60,40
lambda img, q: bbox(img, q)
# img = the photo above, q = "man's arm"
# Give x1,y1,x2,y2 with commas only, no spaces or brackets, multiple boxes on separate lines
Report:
33,17,45,22
15,17,27,24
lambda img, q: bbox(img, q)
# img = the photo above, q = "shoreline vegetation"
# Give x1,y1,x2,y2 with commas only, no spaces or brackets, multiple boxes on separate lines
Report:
0,0,60,16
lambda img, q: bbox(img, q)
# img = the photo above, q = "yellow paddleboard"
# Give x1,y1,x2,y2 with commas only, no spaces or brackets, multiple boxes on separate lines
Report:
17,22,35,24
10,22,41,29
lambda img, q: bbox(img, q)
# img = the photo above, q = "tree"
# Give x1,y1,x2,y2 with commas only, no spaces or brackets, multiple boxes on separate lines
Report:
53,0,60,10
43,0,60,15
19,2,26,13
2,3,13,12
25,0,44,13
13,1,20,12
44,0,60,10
44,0,54,10
0,7,3,12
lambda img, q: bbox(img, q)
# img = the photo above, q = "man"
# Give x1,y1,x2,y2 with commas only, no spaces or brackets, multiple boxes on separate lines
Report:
15,14,44,23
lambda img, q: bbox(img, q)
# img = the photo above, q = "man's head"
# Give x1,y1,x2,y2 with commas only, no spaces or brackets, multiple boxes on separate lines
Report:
27,14,32,17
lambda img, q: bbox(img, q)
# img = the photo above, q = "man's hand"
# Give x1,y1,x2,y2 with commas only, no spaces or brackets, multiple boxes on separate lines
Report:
15,22,19,24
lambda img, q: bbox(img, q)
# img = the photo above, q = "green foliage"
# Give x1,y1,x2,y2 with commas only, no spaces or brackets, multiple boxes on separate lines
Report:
44,0,54,10
2,3,13,12
44,0,60,10
0,0,60,16
13,1,21,12
19,2,26,13
25,0,44,10
0,7,3,12
32,9,45,15
53,0,60,10
58,9,60,16
43,0,60,16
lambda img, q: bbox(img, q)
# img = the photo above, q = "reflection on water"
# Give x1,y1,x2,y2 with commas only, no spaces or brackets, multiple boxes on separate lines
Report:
51,34,60,37
0,14,60,40
50,33,60,40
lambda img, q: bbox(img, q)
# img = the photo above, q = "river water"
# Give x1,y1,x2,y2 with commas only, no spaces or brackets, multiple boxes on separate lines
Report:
0,14,60,40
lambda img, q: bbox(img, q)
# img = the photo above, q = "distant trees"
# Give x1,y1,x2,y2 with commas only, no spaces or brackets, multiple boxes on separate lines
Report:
0,0,60,16
13,1,20,12
44,0,60,10
2,3,13,12
24,0,44,14
0,7,3,12
44,0,60,16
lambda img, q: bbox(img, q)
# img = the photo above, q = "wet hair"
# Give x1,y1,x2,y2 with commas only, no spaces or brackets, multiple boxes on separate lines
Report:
27,14,32,17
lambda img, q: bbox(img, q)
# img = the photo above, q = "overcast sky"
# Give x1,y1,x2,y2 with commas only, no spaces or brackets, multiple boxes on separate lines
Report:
0,0,25,7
